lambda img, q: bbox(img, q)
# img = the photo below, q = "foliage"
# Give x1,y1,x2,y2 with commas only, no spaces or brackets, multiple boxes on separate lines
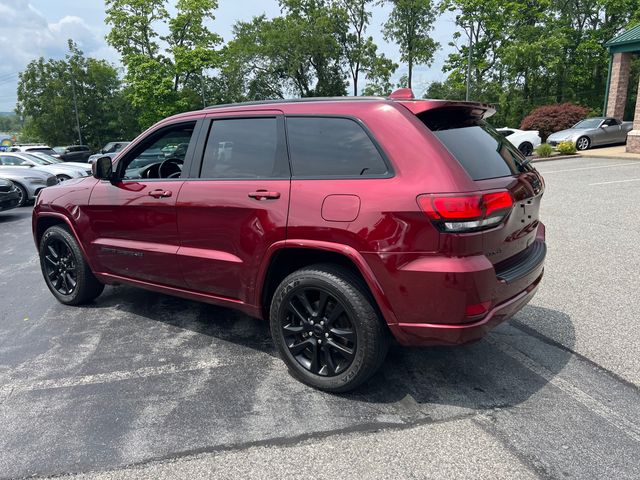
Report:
0,114,21,133
520,103,590,141
382,0,439,89
16,41,138,149
535,143,554,158
435,0,640,127
556,140,577,155
105,0,222,128
337,0,397,95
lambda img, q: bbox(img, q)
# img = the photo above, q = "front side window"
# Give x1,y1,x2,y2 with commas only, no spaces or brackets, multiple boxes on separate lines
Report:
121,122,196,179
286,117,388,177
0,155,29,166
200,117,284,179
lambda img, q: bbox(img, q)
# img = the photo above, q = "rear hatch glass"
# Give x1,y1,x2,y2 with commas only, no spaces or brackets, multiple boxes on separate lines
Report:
416,106,544,268
420,110,526,180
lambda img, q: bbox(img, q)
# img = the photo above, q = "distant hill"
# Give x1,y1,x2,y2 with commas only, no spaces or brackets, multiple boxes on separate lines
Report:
0,112,16,117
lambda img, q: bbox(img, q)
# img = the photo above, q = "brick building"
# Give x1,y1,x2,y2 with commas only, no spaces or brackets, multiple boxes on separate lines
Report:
605,25,640,153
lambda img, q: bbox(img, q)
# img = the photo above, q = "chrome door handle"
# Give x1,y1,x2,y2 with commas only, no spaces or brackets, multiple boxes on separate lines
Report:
148,189,172,198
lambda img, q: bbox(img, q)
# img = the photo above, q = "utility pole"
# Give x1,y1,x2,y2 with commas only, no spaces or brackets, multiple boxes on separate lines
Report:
70,71,82,145
466,22,473,101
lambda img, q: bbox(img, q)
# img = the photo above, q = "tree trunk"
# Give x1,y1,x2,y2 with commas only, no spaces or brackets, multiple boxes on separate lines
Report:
408,57,413,89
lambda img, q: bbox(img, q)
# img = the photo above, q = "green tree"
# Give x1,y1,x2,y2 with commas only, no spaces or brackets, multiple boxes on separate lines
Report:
224,0,348,100
105,0,222,127
382,0,439,89
337,0,397,95
16,41,137,149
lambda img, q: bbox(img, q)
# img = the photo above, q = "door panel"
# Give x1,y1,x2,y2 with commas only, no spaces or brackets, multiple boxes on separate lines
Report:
176,113,290,303
88,180,186,286
177,180,290,301
86,119,202,287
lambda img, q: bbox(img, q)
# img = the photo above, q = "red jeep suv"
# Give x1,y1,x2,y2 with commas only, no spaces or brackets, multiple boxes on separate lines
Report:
33,89,545,392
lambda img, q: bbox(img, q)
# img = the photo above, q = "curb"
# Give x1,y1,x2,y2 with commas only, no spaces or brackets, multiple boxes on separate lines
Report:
531,154,580,163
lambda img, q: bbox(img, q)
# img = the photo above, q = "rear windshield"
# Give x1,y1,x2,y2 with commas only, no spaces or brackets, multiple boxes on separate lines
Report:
419,110,527,180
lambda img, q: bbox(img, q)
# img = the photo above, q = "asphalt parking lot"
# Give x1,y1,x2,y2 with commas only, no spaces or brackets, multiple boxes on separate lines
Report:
1,156,639,479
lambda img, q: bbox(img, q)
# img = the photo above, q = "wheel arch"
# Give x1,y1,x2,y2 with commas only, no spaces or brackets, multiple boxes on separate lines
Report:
34,213,96,272
257,241,397,327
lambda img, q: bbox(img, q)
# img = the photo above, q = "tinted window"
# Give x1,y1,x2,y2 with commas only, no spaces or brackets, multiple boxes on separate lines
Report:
419,109,527,181
603,118,618,127
287,117,388,177
200,117,283,179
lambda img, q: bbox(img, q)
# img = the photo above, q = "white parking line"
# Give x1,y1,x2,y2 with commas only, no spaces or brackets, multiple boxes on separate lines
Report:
541,162,640,173
589,178,640,186
0,359,224,396
488,337,640,442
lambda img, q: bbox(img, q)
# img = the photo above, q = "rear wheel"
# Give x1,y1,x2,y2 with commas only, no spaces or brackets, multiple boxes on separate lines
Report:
518,142,534,157
39,225,104,305
56,174,71,182
270,264,388,392
576,136,590,151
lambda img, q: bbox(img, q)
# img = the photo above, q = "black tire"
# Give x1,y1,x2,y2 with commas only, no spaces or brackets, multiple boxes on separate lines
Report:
39,225,104,305
576,136,590,151
13,183,28,207
270,264,388,393
56,174,71,182
518,142,534,157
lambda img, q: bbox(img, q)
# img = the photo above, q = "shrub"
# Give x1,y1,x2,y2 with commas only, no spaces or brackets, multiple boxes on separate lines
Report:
535,143,554,158
556,140,577,155
520,103,589,141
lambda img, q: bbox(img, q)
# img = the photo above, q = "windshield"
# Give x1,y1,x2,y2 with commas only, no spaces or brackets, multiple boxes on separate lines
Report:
103,142,129,153
23,154,50,165
573,119,602,129
28,152,63,164
53,147,65,154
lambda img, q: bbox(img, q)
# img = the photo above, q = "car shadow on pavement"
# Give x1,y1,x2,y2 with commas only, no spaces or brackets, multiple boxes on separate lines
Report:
88,285,574,415
0,212,27,224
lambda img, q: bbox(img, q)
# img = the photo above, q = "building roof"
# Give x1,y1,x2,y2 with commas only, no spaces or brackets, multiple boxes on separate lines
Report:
606,24,640,53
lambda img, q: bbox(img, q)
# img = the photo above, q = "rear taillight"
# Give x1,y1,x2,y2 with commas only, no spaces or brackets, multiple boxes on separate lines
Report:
417,191,513,233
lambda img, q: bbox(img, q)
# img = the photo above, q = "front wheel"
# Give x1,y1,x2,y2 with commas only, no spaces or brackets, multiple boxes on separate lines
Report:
13,183,28,207
576,136,590,151
39,225,104,305
270,264,388,393
518,142,534,157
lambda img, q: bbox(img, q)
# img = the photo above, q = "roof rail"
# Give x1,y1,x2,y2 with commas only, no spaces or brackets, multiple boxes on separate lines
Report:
204,96,385,110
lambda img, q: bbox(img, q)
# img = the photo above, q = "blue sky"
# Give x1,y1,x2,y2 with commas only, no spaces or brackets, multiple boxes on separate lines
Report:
0,0,458,112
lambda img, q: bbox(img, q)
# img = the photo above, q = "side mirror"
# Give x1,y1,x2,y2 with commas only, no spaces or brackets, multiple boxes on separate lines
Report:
92,156,113,181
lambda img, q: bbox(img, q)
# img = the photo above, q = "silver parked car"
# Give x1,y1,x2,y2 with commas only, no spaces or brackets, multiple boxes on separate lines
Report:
0,152,89,182
547,117,633,151
24,151,93,176
0,166,58,206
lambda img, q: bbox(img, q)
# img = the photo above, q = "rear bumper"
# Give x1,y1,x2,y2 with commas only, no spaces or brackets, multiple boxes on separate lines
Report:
362,223,546,347
389,271,542,346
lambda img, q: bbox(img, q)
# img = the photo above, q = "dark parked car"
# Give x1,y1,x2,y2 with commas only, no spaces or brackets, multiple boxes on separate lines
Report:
0,178,20,212
54,145,92,162
87,142,131,164
32,89,546,392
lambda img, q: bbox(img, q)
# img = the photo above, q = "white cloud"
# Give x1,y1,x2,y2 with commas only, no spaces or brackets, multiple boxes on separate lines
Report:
0,0,107,110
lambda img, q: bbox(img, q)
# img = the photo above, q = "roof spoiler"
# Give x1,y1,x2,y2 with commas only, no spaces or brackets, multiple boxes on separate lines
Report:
387,88,496,119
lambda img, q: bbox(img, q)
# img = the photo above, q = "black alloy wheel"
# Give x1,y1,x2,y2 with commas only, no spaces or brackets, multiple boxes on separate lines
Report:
39,225,104,305
43,237,78,295
519,142,534,157
282,287,356,377
270,264,388,392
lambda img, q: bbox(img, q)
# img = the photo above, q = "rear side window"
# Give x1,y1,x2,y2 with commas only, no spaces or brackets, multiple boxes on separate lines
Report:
419,110,525,180
286,117,388,177
201,117,286,179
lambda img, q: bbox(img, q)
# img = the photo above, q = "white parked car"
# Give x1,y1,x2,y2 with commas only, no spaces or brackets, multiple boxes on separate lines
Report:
497,128,541,157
